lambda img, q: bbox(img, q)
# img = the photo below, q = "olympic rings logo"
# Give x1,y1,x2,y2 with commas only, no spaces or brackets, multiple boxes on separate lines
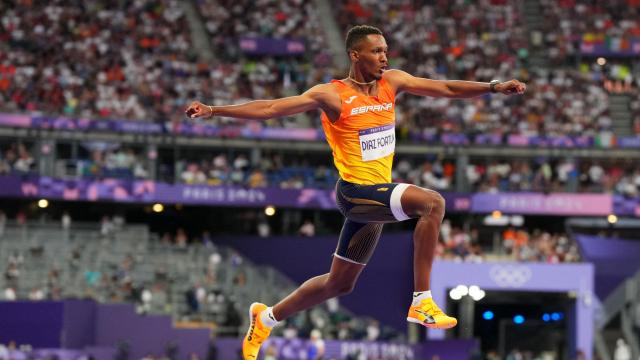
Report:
489,265,532,288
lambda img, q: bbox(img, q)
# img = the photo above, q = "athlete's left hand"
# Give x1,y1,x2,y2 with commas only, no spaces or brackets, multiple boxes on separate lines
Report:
185,101,214,119
496,79,526,95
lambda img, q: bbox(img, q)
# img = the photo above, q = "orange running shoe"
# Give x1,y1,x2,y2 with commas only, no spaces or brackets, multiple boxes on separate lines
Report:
407,297,458,329
242,302,273,359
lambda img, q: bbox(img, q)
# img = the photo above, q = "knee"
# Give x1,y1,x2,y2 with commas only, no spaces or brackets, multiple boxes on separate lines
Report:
419,191,446,221
324,278,356,297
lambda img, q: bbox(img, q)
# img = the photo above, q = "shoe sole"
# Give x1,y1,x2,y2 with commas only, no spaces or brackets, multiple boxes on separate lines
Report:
249,302,260,319
406,317,457,329
244,303,262,359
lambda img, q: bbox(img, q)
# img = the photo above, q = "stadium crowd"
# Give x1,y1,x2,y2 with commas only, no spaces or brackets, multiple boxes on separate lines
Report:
72,147,149,180
4,140,640,196
538,0,640,65
196,0,329,63
172,153,640,195
436,222,581,264
0,0,200,122
402,157,640,196
2,0,638,140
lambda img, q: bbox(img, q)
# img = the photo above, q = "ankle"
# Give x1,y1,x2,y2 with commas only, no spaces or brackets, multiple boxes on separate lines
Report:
260,307,279,328
411,290,432,306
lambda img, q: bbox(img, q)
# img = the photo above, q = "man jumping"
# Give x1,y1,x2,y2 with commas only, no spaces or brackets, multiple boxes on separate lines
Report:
186,25,526,359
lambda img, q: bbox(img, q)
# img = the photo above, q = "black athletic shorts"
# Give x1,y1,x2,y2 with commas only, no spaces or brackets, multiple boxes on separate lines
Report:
333,178,412,265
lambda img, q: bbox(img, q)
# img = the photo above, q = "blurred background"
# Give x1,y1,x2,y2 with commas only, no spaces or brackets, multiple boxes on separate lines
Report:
0,0,639,359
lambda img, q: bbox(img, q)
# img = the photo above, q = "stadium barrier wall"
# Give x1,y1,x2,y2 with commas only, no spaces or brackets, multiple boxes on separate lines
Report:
0,300,210,360
0,300,476,360
215,337,478,359
3,175,639,216
5,112,640,147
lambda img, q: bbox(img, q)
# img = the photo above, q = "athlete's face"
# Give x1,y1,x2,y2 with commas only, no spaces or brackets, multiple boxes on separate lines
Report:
351,35,389,80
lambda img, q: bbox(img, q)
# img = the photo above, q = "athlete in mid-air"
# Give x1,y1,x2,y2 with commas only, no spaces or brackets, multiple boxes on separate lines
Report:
186,25,526,359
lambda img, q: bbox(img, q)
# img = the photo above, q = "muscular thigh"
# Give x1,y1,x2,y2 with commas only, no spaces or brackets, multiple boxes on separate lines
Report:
335,179,411,223
398,185,446,219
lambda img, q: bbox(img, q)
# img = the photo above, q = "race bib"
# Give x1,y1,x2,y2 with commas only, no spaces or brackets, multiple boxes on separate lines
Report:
359,124,395,161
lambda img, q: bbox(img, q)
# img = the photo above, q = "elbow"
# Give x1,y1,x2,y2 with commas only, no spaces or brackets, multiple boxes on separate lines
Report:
264,101,278,119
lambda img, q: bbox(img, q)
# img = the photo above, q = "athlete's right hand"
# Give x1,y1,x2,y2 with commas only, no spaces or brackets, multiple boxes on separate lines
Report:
185,101,213,119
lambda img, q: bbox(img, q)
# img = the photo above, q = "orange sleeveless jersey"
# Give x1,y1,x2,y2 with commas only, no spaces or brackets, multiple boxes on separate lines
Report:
321,79,396,185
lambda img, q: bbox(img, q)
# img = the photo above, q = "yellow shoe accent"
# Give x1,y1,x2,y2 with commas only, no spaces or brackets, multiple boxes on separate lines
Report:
242,302,272,360
407,297,457,329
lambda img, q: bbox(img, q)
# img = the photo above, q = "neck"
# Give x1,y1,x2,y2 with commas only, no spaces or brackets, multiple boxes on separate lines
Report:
348,76,376,86
347,69,376,86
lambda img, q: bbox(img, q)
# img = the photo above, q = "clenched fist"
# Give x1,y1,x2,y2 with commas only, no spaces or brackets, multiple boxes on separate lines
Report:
495,79,526,95
185,101,213,119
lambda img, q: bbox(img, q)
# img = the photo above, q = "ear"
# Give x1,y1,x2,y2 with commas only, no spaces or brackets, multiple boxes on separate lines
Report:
348,49,359,63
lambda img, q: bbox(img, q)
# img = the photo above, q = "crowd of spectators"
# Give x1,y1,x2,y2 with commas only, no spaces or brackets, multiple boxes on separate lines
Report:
36,141,640,196
537,0,640,137
332,1,621,141
393,157,640,196
2,0,637,142
176,152,337,189
393,68,614,143
0,0,334,130
334,0,527,81
193,0,334,129
163,150,640,196
436,221,581,263
0,142,35,175
0,0,200,122
3,136,639,196
71,147,148,180
538,0,640,64
196,0,330,63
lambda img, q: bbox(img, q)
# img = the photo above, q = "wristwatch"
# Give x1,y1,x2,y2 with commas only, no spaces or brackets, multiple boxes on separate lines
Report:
489,80,501,93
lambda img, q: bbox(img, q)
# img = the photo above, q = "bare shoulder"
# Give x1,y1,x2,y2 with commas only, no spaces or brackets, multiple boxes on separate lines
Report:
305,83,337,97
382,69,412,92
304,83,341,109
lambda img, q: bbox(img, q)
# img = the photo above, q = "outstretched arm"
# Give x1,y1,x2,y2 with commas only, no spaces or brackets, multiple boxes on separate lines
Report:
384,69,526,98
185,84,335,120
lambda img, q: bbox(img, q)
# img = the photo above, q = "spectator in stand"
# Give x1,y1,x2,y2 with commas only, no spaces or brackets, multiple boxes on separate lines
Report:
614,338,632,360
298,219,316,237
61,211,71,230
307,329,326,360
175,228,188,247
0,143,35,174
3,287,16,301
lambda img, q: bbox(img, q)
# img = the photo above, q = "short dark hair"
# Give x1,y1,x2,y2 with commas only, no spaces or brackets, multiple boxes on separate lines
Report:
345,25,383,52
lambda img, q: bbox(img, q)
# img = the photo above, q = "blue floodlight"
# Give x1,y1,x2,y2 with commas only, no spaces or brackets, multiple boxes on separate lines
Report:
482,311,494,320
551,312,563,321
